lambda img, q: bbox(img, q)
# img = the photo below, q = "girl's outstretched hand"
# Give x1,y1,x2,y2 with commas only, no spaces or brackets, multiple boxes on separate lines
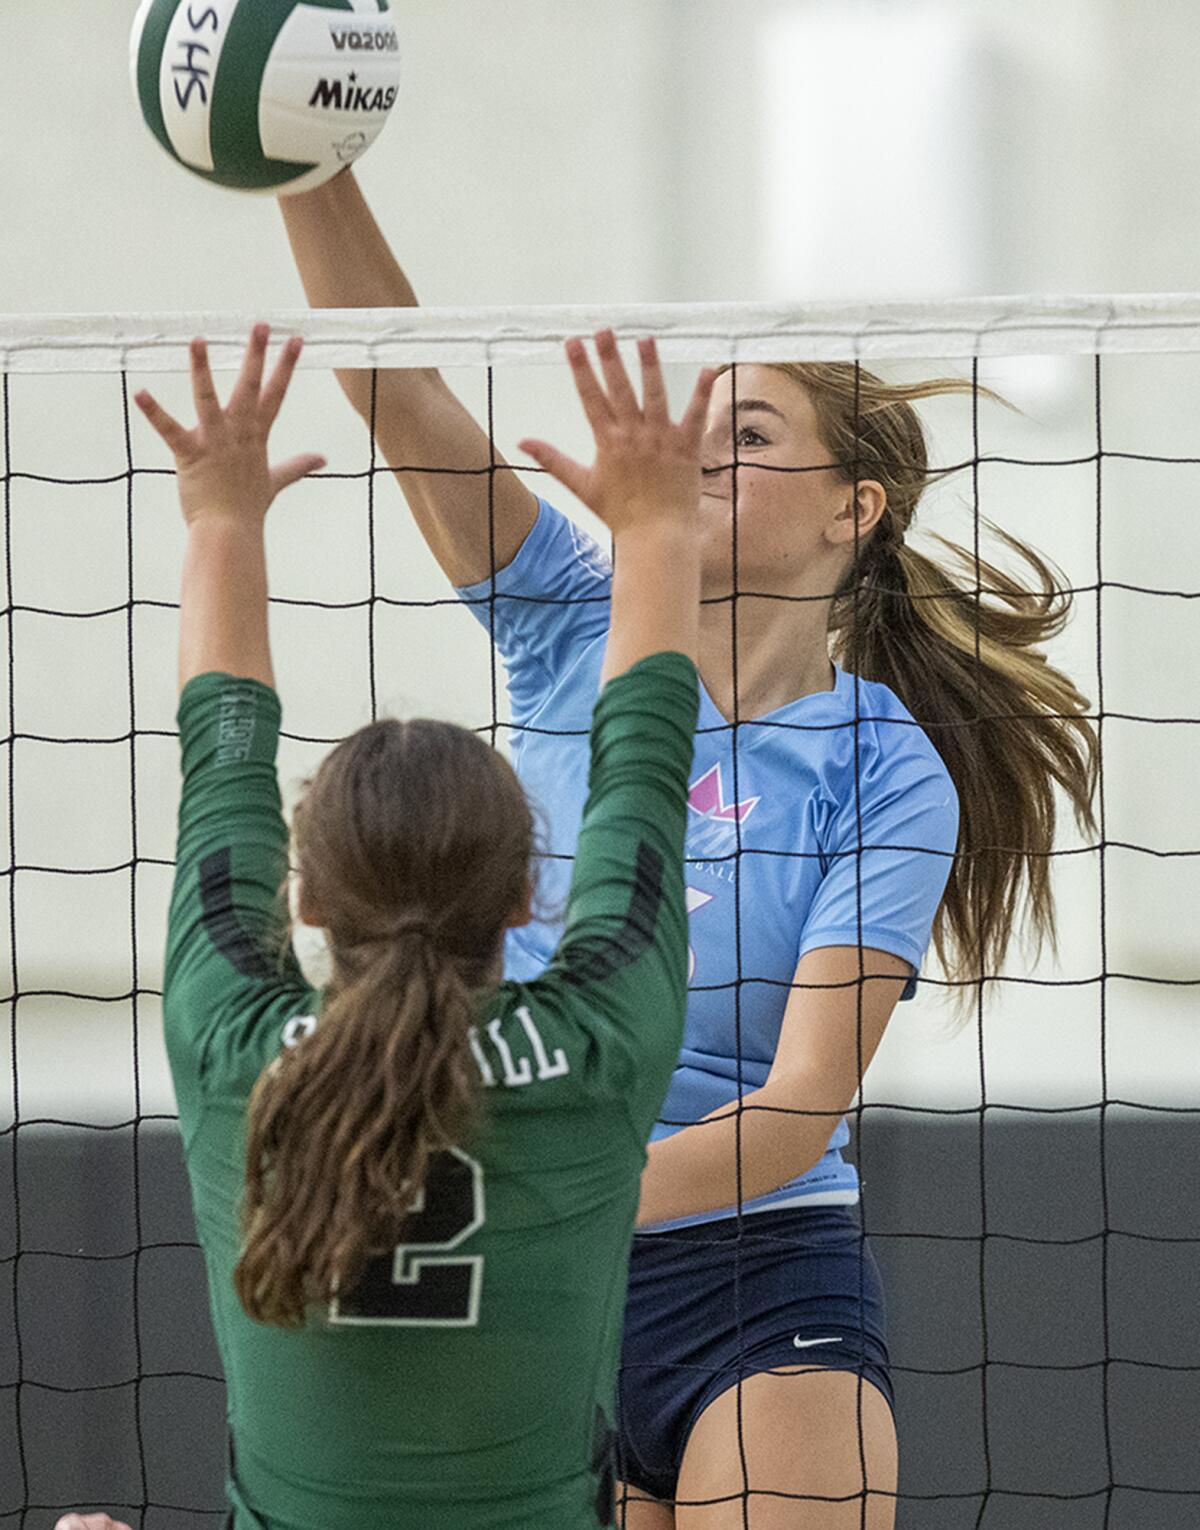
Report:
519,330,716,538
134,324,325,529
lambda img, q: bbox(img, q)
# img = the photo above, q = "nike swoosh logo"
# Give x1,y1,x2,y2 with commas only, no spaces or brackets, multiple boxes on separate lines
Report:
792,1335,843,1349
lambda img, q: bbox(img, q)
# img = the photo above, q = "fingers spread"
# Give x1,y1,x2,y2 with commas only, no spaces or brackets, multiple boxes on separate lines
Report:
637,337,668,423
260,334,305,428
189,337,222,426
565,338,613,433
134,391,190,457
679,366,719,446
518,438,589,503
594,329,639,418
269,452,326,497
230,322,270,410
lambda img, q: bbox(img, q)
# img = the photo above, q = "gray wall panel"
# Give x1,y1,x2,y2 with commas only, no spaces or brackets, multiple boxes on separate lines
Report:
2,1115,1197,1528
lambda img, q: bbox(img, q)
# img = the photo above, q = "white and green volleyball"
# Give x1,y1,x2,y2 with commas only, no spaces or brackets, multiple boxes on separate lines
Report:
130,0,400,195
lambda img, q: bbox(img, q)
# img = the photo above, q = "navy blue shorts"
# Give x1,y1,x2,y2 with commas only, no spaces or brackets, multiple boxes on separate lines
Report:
616,1205,893,1504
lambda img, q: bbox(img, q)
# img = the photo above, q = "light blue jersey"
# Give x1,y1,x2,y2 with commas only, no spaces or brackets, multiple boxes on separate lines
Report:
458,500,958,1227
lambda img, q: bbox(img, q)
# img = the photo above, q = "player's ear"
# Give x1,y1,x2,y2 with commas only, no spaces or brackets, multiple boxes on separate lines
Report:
826,478,887,547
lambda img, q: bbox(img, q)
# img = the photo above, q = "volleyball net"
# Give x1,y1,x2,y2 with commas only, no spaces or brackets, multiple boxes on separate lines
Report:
1,297,1198,1529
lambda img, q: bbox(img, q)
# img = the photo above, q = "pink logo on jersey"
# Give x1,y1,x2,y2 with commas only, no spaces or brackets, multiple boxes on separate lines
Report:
688,764,760,825
685,765,758,983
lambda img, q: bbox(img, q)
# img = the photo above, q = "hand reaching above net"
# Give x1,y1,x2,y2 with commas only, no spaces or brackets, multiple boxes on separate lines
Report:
132,323,327,692
520,330,715,682
133,323,325,531
519,329,716,540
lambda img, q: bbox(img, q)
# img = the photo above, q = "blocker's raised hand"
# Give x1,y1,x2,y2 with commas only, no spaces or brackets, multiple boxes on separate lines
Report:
134,324,325,529
520,330,716,538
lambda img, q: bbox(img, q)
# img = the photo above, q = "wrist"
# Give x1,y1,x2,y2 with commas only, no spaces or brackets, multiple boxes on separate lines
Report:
279,165,351,209
185,510,266,541
612,519,697,557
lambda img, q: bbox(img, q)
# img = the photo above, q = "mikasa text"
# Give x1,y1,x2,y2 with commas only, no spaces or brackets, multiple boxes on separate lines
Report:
309,75,398,113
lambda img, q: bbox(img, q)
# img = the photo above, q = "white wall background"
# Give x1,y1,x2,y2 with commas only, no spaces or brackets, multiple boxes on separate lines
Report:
0,0,1196,1127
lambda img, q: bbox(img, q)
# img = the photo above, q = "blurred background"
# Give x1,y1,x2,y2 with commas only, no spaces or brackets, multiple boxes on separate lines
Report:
0,1,1197,1526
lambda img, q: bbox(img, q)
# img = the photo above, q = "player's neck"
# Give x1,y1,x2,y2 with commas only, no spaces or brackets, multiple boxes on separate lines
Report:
697,595,835,723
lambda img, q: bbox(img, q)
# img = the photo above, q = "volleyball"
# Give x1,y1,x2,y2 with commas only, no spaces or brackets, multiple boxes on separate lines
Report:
129,0,400,195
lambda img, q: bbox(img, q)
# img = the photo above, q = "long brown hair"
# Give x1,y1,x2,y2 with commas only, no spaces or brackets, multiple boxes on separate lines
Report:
234,719,533,1328
751,363,1098,991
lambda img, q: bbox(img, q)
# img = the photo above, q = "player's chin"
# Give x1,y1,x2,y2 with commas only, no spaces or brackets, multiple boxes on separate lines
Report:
699,535,764,595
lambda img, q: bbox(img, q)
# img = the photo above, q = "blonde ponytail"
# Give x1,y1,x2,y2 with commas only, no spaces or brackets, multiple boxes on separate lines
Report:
768,364,1098,990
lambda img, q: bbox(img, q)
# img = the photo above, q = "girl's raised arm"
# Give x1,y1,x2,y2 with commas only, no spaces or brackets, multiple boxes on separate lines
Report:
281,172,540,589
520,330,716,683
134,324,325,692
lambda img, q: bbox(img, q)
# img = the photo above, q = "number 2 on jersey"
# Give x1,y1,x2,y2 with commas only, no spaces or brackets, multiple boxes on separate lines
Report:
329,1147,485,1327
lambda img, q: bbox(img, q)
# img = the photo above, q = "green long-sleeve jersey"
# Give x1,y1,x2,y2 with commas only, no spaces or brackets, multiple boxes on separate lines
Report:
163,651,699,1530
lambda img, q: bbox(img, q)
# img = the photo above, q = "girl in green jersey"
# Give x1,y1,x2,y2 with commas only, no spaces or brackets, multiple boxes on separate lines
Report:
60,325,715,1530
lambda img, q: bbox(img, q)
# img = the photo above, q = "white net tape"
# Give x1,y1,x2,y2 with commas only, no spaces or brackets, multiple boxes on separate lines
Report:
7,292,1200,372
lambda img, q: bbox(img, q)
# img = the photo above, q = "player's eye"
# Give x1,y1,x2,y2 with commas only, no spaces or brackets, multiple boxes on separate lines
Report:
735,425,768,448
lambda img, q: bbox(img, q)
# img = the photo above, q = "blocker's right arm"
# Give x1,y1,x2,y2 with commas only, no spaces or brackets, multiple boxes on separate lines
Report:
280,170,539,587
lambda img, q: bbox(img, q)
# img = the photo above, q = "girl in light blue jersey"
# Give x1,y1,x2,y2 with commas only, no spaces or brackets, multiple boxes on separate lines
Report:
281,172,1097,1530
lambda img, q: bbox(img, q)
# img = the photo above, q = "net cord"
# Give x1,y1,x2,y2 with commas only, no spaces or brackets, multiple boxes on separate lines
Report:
10,294,1200,373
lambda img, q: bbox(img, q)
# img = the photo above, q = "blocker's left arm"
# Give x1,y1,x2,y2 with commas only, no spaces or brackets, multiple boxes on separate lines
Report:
134,324,325,691
635,944,909,1229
